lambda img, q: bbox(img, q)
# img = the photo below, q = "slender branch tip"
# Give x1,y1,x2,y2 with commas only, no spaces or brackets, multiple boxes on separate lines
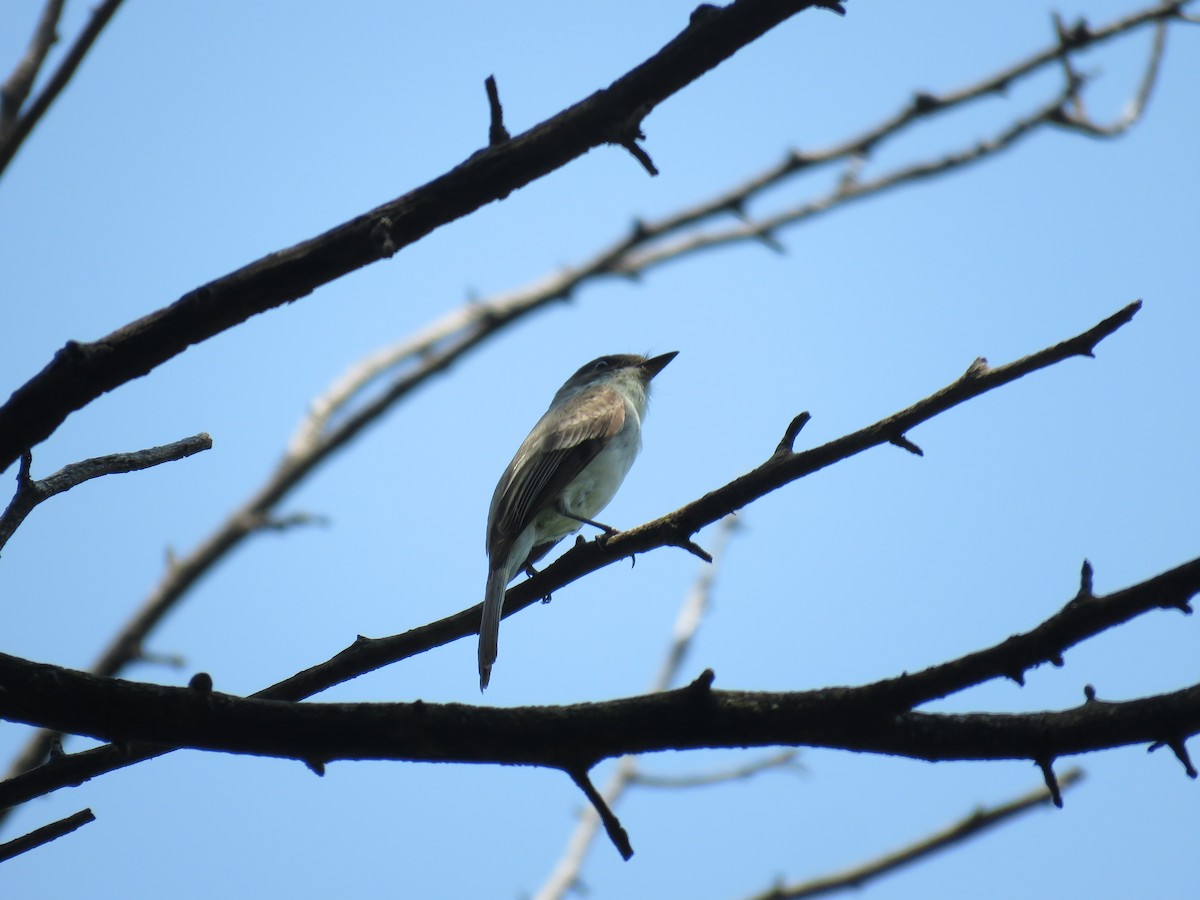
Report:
484,75,510,146
568,768,634,860
620,138,659,176
890,434,924,456
1036,758,1064,808
775,411,811,456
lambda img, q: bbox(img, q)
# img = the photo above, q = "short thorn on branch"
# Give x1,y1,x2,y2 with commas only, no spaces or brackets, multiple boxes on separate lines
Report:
774,411,811,456
1078,300,1142,357
1036,757,1064,808
673,533,713,564
1148,738,1198,779
688,668,716,694
1072,558,1095,603
188,672,213,693
962,357,991,380
754,228,786,254
568,767,634,860
889,433,924,456
614,121,658,176
483,75,510,146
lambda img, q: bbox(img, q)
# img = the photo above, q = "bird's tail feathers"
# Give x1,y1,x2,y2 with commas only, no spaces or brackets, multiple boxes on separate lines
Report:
478,566,508,691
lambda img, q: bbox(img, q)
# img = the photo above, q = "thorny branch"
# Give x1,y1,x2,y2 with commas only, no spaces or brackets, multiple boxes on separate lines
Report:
0,2,1179,801
538,516,742,892
1,303,1187,815
0,0,847,472
0,596,1196,767
0,7,1191,861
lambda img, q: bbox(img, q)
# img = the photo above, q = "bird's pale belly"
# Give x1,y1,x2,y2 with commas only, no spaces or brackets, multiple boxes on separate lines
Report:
537,425,642,540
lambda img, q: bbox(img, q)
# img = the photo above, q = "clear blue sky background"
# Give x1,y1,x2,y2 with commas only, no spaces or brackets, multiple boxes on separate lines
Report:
1,2,1197,898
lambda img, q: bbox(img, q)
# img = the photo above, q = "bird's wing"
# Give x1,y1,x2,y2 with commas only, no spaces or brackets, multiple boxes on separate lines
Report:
488,384,626,553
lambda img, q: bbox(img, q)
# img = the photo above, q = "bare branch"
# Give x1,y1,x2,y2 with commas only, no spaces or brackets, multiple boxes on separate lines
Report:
0,636,1197,771
263,302,1144,712
0,0,65,132
1148,737,1199,778
289,0,1180,469
1036,758,1064,808
0,433,213,552
0,808,94,864
746,771,1083,900
567,768,633,861
1051,17,1169,136
606,3,1177,273
0,0,124,178
9,1,1160,778
0,0,839,472
0,303,1150,811
0,1,1182,825
536,516,738,898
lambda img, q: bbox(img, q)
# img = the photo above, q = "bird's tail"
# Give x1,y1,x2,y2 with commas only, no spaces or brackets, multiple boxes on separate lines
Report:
478,566,508,691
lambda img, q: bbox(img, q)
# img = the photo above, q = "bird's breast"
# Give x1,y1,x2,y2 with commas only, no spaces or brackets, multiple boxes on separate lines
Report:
562,422,642,519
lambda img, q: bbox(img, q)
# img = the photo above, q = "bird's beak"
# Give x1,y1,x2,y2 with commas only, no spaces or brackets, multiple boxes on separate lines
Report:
640,351,678,380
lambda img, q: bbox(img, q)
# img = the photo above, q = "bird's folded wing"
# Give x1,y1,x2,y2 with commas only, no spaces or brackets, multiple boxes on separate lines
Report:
488,384,626,549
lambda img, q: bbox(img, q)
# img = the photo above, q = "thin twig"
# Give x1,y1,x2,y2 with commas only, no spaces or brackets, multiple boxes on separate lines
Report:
296,0,1177,464
484,75,510,146
0,0,838,470
0,302,1147,813
0,0,125,178
536,515,738,899
744,771,1084,900
1054,19,1169,136
0,0,65,132
566,768,633,861
0,808,94,864
0,1,1183,823
0,433,213,552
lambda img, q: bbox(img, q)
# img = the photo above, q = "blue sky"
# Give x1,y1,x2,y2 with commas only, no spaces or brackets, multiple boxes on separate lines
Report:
1,2,1197,898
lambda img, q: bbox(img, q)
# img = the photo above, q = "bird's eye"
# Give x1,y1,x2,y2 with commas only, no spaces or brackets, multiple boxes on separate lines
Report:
592,359,611,371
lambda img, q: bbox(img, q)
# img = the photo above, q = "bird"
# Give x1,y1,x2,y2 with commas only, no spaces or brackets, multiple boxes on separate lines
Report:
479,351,677,690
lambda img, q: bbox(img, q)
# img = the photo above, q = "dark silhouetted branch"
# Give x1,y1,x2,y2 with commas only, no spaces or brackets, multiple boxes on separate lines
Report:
0,0,124,178
0,304,1154,810
2,1,1177,808
745,770,1084,900
0,807,94,864
0,0,843,472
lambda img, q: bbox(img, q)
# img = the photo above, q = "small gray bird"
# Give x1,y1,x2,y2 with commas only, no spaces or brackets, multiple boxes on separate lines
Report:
479,352,677,690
